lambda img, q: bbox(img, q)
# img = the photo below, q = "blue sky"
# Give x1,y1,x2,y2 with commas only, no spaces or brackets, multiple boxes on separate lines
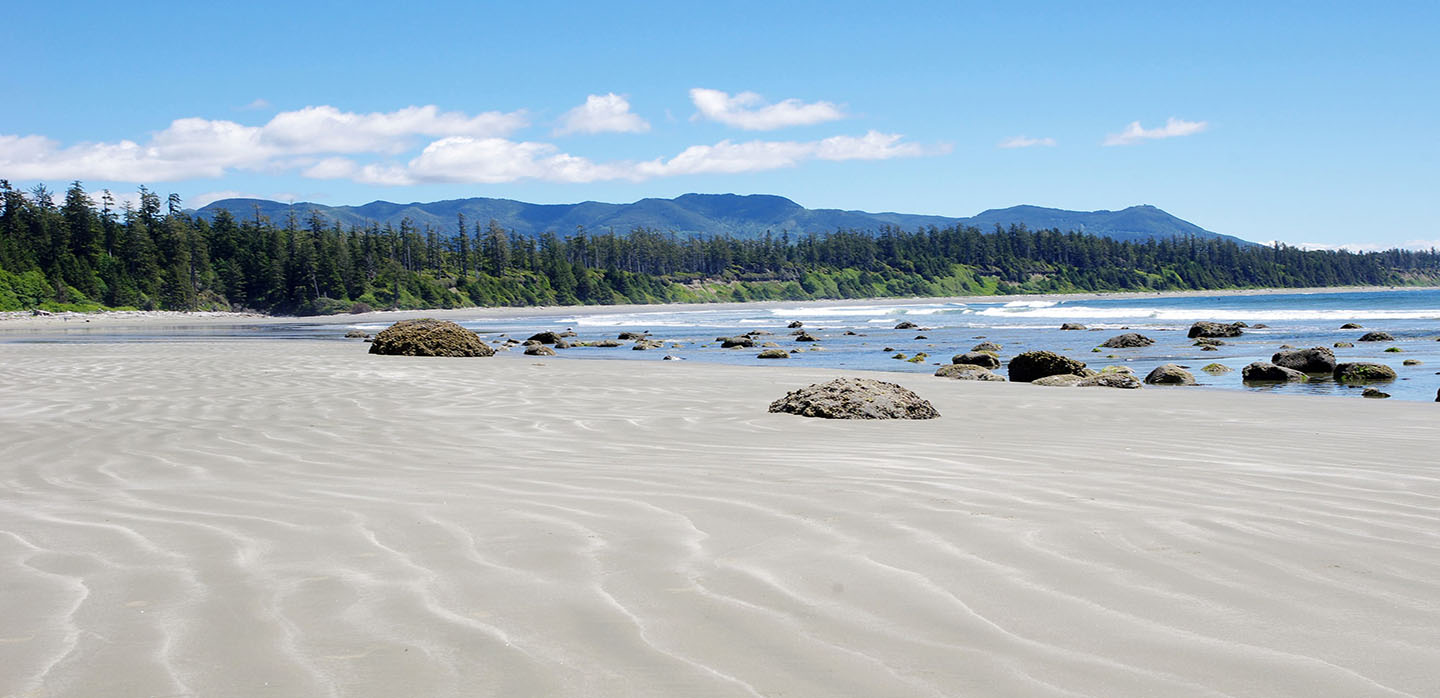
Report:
2,1,1436,248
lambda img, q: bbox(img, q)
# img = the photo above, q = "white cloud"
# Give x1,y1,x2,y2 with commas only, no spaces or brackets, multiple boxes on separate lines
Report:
1104,117,1208,146
998,135,1057,149
554,93,650,136
690,88,845,130
241,98,271,110
0,105,529,182
303,131,936,185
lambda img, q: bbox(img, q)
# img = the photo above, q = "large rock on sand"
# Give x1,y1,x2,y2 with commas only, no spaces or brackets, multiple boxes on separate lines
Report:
768,378,939,420
1272,347,1337,374
1031,374,1086,387
1241,361,1308,382
757,349,789,359
524,344,556,356
1100,332,1155,348
951,351,1001,369
1188,321,1245,338
1008,350,1087,383
1144,364,1196,385
1334,362,1397,383
1077,373,1143,389
934,364,1005,381
368,319,495,357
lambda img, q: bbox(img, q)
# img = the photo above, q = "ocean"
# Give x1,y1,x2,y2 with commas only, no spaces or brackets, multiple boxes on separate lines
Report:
350,288,1440,403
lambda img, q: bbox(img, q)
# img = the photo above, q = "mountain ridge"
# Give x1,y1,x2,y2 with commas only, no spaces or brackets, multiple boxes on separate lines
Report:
195,193,1251,245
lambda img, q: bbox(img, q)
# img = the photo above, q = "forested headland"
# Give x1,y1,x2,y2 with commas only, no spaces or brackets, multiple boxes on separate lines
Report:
3,180,1438,314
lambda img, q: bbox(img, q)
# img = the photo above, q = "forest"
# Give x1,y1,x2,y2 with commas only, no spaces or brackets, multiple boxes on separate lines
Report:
2,180,1438,314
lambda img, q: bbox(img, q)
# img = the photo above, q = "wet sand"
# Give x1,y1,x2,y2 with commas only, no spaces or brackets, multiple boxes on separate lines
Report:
1,339,1437,697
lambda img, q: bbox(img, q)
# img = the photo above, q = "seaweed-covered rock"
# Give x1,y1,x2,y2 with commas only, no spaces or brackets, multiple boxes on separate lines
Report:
757,349,790,359
1100,365,1135,374
971,341,1002,353
1403,359,1422,366
1271,347,1337,374
795,332,820,342
368,319,495,357
1362,387,1390,399
1101,332,1155,348
951,351,1001,370
524,344,557,356
1334,362,1397,383
1188,321,1245,338
1008,350,1087,383
1060,323,1087,331
1077,373,1143,389
1031,374,1086,387
1358,331,1394,342
768,378,939,420
787,320,804,329
1334,341,1354,348
527,331,564,344
720,336,755,348
894,321,920,330
934,364,1005,381
1144,364,1197,385
1241,361,1308,382
1201,363,1233,374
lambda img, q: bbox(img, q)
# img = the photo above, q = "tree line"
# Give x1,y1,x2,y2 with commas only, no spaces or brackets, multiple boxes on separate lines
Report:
2,180,1437,314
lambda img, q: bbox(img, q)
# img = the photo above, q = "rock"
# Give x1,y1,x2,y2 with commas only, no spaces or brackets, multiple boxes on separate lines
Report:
1362,388,1390,399
554,340,572,349
368,319,495,357
934,364,1006,381
31,308,53,316
1100,365,1134,374
1060,323,1086,330
1100,332,1154,348
894,321,919,330
663,355,682,361
1358,331,1394,342
787,321,804,329
1201,346,1219,351
844,331,859,336
1334,341,1354,348
721,336,755,348
527,331,564,344
590,339,623,347
892,353,908,360
1271,347,1337,374
344,329,369,339
1077,373,1143,389
1144,364,1197,385
757,349,790,359
1201,363,1232,374
632,340,664,350
1194,337,1226,346
1241,361,1309,382
747,330,773,336
1340,323,1363,329
1384,347,1404,353
795,333,820,342
1252,324,1270,329
951,351,1002,370
768,378,940,420
1031,374,1086,387
618,331,649,340
524,344,557,356
1333,362,1397,383
761,341,780,348
914,335,928,340
1403,359,1422,366
1188,321,1245,338
971,341,1002,353
906,353,929,363
882,347,895,352
1008,350,1087,383
1436,388,1440,403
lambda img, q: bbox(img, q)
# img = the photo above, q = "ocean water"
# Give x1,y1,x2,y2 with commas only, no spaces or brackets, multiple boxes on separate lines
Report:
349,288,1440,403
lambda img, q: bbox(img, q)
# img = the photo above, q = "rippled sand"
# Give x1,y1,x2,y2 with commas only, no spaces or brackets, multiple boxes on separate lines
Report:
1,340,1436,697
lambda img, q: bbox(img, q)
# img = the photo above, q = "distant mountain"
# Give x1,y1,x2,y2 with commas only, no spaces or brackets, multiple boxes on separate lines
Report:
195,194,1250,245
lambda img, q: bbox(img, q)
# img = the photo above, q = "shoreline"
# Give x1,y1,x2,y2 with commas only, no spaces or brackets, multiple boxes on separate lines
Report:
0,283,1433,332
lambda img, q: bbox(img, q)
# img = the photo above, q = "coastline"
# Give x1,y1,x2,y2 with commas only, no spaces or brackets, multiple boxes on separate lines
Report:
1,284,1434,332
2,339,1436,696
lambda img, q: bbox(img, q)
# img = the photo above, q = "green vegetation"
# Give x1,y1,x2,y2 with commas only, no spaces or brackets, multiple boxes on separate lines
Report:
3,180,1439,314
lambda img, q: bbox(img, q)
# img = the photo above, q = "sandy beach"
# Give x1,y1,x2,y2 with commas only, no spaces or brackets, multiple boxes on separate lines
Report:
2,338,1438,697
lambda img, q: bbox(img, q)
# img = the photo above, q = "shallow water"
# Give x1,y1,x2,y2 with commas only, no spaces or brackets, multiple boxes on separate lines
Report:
382,289,1440,403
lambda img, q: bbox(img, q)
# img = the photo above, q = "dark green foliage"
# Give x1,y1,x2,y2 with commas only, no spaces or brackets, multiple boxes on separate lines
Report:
2,179,1439,314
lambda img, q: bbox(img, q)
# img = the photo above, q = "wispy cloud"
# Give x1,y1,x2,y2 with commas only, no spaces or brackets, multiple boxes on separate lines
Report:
240,98,271,110
554,93,650,136
998,135,1056,149
1103,117,1208,146
690,88,845,130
